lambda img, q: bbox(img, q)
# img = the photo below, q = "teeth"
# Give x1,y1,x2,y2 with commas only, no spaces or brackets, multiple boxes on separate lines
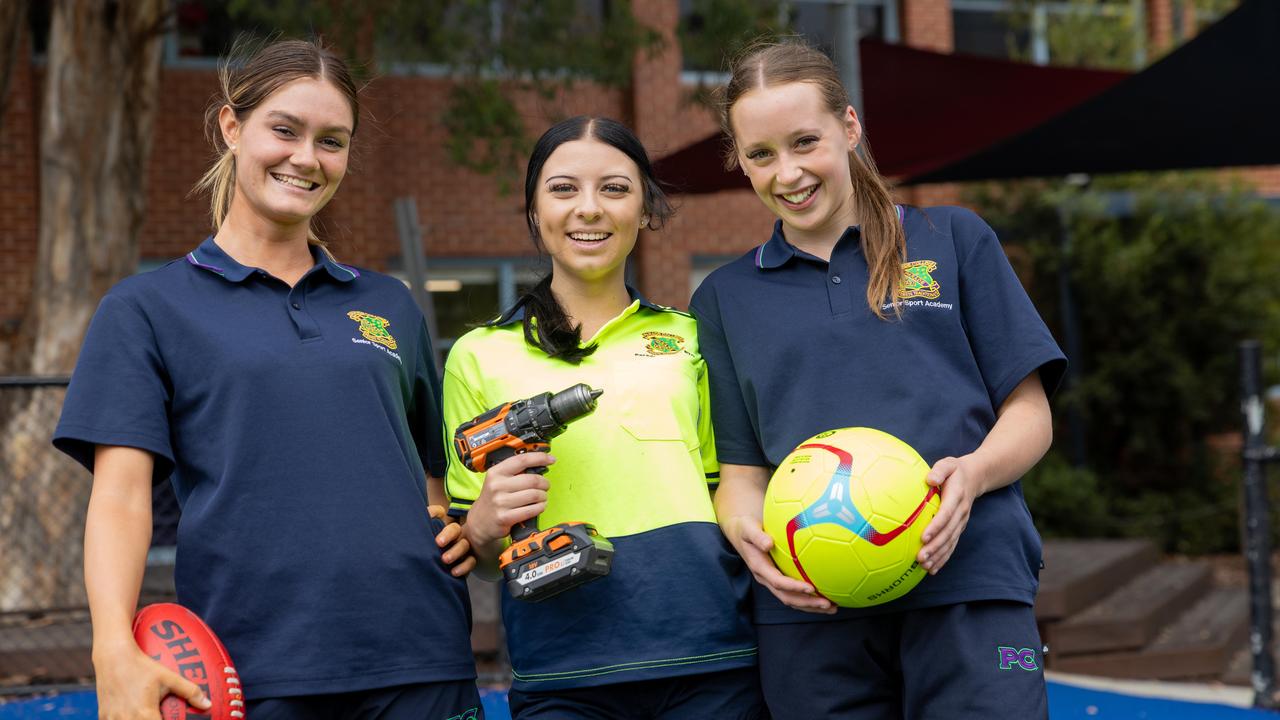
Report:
272,173,317,190
569,232,609,241
782,187,816,204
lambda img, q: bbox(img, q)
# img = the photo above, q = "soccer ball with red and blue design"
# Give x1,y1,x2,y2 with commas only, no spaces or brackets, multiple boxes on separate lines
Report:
762,427,940,608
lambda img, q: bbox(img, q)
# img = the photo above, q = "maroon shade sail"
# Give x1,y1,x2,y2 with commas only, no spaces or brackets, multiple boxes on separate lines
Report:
653,40,1129,193
907,0,1280,184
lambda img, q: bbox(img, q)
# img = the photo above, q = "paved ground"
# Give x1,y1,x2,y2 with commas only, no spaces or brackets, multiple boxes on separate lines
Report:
0,680,1274,719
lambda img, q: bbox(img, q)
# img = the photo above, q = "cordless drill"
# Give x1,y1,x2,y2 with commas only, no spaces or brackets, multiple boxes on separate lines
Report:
453,383,615,601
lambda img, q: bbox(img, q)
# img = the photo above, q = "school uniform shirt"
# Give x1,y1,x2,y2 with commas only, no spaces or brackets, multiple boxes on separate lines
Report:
443,290,757,692
54,237,476,698
689,206,1067,625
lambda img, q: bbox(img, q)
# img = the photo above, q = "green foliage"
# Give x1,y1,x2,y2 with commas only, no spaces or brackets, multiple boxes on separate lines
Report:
1022,451,1109,538
974,173,1280,553
679,0,784,73
227,0,662,188
1004,0,1141,69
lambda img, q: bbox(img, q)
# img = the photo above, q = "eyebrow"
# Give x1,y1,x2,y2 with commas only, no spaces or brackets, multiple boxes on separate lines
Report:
742,128,825,151
266,110,352,136
544,174,636,184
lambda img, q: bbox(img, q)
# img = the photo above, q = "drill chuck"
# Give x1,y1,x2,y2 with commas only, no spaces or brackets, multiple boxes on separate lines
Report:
548,384,604,426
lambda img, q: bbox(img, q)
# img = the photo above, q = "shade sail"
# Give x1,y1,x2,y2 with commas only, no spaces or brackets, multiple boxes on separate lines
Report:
906,0,1277,184
653,40,1129,193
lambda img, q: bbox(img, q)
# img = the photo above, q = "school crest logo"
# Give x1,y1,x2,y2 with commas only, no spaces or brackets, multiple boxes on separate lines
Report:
346,310,398,350
899,260,941,300
641,331,684,356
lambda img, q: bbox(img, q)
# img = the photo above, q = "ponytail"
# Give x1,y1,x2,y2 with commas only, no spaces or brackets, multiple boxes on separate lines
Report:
518,276,598,364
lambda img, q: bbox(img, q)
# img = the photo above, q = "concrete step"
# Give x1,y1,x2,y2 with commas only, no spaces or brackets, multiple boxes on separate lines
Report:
1049,559,1213,655
1036,539,1160,621
1051,587,1249,680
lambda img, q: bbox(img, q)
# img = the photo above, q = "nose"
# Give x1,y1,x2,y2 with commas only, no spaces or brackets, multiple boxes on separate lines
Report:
776,153,803,186
575,194,602,222
291,141,320,171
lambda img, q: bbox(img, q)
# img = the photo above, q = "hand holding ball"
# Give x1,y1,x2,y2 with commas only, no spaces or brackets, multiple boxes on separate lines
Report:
762,428,940,608
133,603,244,720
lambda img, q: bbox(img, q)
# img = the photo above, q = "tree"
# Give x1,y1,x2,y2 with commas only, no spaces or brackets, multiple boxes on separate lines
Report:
0,0,26,129
0,0,166,611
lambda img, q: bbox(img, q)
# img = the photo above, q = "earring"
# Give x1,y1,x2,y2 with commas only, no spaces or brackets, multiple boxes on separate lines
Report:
641,215,650,227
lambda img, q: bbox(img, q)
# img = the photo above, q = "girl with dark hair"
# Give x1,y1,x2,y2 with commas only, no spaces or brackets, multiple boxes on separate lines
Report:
55,39,482,719
443,116,763,719
690,40,1066,719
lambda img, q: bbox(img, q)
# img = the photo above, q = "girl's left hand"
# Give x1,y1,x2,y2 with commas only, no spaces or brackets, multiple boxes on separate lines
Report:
917,454,984,575
429,505,477,578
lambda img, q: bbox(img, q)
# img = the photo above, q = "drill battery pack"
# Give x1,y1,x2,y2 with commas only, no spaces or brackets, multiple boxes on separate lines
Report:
501,521,615,601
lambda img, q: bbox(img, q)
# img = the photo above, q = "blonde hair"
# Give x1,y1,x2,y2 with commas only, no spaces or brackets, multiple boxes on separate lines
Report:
193,39,360,247
719,40,906,319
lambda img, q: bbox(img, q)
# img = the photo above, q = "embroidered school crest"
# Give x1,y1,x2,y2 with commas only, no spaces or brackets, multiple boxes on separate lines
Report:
899,260,941,300
347,311,398,350
641,331,684,356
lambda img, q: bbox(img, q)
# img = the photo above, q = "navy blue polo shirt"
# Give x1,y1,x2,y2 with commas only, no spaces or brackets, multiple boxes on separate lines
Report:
54,237,475,698
689,206,1066,624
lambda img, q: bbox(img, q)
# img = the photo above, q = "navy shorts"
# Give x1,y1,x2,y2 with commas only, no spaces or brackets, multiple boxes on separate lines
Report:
507,667,766,720
757,601,1047,720
245,680,484,720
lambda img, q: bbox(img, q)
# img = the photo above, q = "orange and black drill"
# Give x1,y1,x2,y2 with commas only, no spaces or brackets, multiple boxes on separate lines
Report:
453,383,615,602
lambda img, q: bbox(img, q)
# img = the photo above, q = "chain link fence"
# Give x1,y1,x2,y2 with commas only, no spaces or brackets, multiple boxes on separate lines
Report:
0,378,505,694
0,378,180,693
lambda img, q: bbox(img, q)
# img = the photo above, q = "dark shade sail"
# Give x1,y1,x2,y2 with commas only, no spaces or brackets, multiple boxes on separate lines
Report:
652,40,1129,194
906,0,1277,184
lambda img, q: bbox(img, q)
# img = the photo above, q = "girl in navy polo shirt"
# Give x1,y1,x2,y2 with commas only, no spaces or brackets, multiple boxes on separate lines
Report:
443,117,762,719
690,41,1066,719
55,40,481,719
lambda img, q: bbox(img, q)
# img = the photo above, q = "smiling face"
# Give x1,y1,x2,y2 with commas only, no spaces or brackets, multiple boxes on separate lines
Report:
220,77,354,230
729,81,862,248
534,138,645,285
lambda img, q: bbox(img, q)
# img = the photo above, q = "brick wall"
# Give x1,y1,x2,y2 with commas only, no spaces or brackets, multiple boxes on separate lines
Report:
2,0,1274,326
902,0,954,54
0,37,38,328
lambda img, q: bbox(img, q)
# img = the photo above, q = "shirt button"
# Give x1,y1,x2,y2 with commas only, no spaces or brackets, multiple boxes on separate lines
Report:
831,275,842,284
291,302,301,309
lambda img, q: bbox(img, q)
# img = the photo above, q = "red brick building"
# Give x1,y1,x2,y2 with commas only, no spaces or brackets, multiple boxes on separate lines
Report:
0,0,1262,348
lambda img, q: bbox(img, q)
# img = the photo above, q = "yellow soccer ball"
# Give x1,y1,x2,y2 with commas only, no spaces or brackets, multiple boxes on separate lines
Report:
762,427,940,608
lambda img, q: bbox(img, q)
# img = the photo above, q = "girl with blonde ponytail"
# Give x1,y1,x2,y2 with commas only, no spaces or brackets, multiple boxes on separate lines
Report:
56,39,483,719
689,39,1066,719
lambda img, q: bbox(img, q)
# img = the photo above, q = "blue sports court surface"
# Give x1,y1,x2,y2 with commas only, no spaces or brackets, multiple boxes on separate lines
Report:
0,679,1271,719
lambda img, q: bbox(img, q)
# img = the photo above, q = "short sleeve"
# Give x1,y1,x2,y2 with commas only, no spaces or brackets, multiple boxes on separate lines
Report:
411,319,448,479
957,215,1067,409
690,286,770,467
441,346,488,518
694,353,720,485
53,293,175,482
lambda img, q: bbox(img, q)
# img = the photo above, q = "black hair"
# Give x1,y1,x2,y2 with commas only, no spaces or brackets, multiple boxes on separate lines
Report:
517,116,674,363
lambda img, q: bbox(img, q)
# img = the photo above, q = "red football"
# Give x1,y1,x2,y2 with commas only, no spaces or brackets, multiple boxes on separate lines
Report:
132,603,244,720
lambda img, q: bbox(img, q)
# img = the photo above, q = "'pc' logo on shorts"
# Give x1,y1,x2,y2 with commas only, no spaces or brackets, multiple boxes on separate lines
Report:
997,646,1039,671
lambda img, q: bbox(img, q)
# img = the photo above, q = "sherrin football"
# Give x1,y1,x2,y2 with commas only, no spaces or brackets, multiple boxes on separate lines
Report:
132,603,244,720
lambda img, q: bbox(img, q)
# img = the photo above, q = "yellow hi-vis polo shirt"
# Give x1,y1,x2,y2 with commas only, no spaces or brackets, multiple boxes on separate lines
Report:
443,290,756,691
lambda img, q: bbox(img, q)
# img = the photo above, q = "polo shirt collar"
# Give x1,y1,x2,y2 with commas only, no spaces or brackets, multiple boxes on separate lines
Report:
754,205,906,270
185,236,361,283
489,285,662,327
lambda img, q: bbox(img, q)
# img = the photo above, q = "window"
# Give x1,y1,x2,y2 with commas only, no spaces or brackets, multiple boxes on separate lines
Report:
952,0,1144,69
391,259,544,355
168,0,273,66
680,0,898,76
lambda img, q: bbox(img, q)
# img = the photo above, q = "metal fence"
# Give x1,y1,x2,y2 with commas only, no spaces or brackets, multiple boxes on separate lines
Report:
0,377,180,692
0,377,504,693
